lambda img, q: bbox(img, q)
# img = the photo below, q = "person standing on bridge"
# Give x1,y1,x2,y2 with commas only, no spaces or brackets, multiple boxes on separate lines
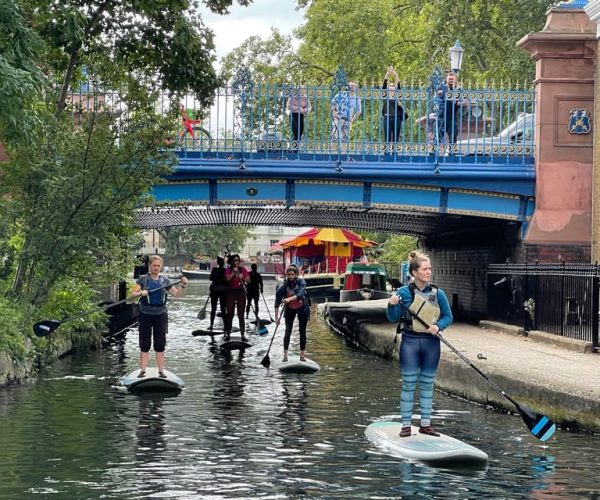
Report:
386,251,453,438
330,81,362,145
224,254,250,342
381,66,408,144
274,264,310,362
436,72,469,145
287,86,311,146
130,255,188,378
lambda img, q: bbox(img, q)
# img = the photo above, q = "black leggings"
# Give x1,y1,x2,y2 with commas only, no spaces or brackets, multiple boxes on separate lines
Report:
246,292,259,316
210,290,227,325
283,307,310,351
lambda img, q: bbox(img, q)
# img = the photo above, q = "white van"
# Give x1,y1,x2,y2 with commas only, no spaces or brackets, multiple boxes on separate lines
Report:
454,112,534,156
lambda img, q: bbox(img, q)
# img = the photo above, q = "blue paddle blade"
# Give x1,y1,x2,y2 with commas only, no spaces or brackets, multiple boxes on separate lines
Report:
531,416,556,442
518,404,556,441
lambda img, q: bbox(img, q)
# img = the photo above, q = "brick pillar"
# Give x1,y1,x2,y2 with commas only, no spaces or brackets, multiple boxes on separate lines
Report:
585,0,600,262
517,4,596,261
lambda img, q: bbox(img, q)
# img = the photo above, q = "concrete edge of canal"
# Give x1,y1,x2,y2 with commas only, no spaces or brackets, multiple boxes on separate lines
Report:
318,301,600,434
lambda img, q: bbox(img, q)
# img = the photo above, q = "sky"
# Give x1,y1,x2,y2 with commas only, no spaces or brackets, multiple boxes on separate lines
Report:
201,0,306,63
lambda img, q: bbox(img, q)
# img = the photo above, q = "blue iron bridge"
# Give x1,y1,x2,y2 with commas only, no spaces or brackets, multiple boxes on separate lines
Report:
125,67,535,234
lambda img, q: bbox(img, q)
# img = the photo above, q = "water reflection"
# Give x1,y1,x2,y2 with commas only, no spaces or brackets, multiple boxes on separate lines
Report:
0,281,600,498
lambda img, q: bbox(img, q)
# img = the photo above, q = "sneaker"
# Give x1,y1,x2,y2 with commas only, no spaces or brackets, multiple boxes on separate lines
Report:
419,426,440,437
137,370,146,378
399,426,411,438
282,357,288,363
299,356,306,362
158,371,167,379
223,334,230,342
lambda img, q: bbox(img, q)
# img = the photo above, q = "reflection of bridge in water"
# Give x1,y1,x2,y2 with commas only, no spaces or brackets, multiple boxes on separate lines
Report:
136,67,536,234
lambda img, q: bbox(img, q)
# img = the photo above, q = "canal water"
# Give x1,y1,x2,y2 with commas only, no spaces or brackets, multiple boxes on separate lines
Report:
1,281,599,499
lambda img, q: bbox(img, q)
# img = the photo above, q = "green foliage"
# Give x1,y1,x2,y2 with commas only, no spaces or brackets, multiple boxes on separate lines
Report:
3,106,176,305
25,0,255,113
291,0,554,84
159,225,253,257
0,0,46,147
378,234,418,277
0,294,31,363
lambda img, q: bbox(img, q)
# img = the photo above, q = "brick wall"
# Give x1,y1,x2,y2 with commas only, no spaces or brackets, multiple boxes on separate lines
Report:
524,244,591,263
421,223,522,322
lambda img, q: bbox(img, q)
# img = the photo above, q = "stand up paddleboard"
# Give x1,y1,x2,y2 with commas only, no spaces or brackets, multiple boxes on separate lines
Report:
220,336,252,351
122,368,185,393
276,355,320,373
192,329,225,337
365,421,488,467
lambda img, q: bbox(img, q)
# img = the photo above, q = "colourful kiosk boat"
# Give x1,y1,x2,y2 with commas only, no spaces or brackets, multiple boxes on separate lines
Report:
274,228,377,301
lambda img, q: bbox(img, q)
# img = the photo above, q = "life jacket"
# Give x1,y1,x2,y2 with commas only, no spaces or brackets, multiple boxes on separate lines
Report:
397,283,440,333
141,274,168,307
286,284,305,310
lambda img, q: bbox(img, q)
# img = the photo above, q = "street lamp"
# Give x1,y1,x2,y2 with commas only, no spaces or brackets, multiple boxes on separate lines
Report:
449,40,464,75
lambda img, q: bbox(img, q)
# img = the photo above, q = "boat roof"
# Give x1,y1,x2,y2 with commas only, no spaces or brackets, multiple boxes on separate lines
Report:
345,262,387,275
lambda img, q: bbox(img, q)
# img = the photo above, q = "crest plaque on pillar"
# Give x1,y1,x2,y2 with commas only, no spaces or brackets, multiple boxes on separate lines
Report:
568,108,591,135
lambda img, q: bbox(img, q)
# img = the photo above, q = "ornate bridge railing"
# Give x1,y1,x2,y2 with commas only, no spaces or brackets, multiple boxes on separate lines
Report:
177,67,535,165
67,67,535,166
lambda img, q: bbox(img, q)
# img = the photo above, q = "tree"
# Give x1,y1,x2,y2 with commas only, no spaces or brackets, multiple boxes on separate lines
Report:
0,0,45,147
5,109,176,304
159,226,252,258
25,0,254,113
295,0,554,84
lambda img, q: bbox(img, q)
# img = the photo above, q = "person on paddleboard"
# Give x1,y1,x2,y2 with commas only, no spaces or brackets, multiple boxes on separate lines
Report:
209,256,228,330
245,263,264,318
274,264,310,362
130,255,188,379
386,251,453,438
224,254,250,342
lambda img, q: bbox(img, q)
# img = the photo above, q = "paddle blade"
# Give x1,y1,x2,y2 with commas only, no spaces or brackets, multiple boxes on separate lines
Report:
260,353,271,368
33,320,62,337
197,308,207,320
257,326,269,336
517,404,556,442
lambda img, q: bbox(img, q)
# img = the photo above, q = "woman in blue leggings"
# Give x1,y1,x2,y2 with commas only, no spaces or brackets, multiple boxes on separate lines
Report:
386,251,453,438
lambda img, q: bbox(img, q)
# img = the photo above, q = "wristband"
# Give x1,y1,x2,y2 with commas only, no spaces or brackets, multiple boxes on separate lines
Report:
181,285,187,289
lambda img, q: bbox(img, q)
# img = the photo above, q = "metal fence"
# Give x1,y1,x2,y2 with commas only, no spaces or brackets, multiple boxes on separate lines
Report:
67,67,536,164
487,263,600,348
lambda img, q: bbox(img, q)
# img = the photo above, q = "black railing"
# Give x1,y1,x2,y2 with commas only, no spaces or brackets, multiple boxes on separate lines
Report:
487,262,600,348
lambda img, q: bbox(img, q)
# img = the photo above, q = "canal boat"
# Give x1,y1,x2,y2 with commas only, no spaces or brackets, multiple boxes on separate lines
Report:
365,421,488,467
339,262,391,303
122,367,185,393
273,227,377,301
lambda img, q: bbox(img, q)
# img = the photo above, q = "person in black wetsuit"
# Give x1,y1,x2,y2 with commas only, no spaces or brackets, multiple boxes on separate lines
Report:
246,263,264,318
209,256,228,331
274,265,310,362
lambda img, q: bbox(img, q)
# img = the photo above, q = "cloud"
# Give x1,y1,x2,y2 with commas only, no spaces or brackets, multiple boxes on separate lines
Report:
201,0,304,60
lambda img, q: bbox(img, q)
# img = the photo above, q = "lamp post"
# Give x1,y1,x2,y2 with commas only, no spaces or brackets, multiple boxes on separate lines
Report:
449,40,464,75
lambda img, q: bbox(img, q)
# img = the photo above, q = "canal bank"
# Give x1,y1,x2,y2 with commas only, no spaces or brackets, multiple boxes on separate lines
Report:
319,300,600,434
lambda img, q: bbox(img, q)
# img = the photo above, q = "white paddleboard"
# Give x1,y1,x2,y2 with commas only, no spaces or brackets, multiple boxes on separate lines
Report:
365,421,488,467
122,368,185,393
275,355,320,373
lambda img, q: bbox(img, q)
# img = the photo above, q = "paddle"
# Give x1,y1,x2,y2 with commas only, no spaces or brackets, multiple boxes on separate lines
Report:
260,305,285,368
261,291,275,323
197,294,210,320
33,279,182,337
407,308,556,442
